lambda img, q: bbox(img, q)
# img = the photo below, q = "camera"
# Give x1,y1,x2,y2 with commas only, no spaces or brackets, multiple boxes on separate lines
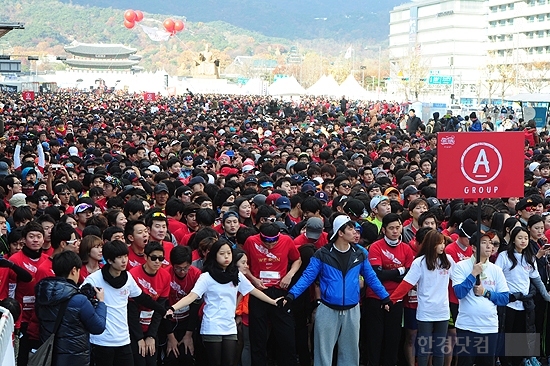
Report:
80,283,100,306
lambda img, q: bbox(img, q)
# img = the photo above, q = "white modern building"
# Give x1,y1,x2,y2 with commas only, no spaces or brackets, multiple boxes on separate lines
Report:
389,0,488,104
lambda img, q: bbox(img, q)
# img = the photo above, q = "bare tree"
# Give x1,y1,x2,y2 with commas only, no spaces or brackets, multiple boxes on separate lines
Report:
480,63,499,106
521,61,550,93
392,46,430,100
494,63,516,103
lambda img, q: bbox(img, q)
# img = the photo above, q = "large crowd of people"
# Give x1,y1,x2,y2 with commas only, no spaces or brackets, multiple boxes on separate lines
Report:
0,89,548,366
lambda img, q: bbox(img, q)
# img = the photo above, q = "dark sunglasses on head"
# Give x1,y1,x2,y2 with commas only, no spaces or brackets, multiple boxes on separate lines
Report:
149,255,165,262
260,233,279,243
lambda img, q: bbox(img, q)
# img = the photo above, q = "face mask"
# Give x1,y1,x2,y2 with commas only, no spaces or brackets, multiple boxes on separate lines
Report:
88,168,95,174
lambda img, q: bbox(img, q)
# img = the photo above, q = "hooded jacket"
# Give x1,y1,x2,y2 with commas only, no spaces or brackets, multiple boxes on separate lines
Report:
35,277,106,366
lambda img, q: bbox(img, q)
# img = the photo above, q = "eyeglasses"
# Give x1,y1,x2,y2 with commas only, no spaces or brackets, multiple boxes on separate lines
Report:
59,192,70,196
13,182,21,185
152,212,167,218
264,217,276,223
149,255,165,262
174,265,190,273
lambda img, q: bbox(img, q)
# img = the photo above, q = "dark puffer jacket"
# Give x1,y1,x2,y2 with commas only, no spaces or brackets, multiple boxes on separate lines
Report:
35,277,106,366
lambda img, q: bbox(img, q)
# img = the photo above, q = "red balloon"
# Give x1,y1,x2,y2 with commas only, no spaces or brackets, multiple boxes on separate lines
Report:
124,19,135,29
135,10,144,22
124,10,136,22
174,20,184,32
163,18,175,32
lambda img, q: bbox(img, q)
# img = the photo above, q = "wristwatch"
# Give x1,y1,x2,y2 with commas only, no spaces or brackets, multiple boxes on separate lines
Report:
483,290,491,299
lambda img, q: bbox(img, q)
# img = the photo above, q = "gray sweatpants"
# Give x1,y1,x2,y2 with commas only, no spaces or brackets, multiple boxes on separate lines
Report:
314,302,360,366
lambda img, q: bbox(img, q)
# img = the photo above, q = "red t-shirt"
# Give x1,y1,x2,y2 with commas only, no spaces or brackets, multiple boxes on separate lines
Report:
0,267,11,300
35,258,54,284
243,234,300,288
130,265,171,332
42,246,54,257
168,218,187,238
8,251,48,323
168,265,202,321
79,264,103,284
128,247,146,269
366,238,414,299
293,232,328,250
161,241,174,268
445,241,473,304
287,214,301,226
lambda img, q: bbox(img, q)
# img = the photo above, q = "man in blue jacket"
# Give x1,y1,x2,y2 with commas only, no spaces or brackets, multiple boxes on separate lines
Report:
35,250,106,366
284,214,391,366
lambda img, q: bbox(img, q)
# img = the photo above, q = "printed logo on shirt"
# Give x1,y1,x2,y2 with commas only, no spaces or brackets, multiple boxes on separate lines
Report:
523,265,533,272
382,249,402,265
482,279,496,287
23,262,37,273
138,277,158,297
129,259,140,268
438,269,449,276
170,280,185,296
457,252,469,261
119,288,130,297
254,243,278,260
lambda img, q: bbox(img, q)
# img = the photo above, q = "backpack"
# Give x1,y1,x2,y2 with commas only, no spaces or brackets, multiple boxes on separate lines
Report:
433,121,442,133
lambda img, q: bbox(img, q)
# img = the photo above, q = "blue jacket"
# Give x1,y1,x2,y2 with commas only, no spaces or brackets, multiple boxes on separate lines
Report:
288,244,389,309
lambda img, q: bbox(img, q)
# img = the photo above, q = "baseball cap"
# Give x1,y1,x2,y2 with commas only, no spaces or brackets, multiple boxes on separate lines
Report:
301,183,316,194
426,197,441,209
154,183,169,194
260,181,273,188
458,218,478,238
529,162,541,172
219,166,239,176
9,193,28,208
244,176,258,185
315,191,329,203
537,178,549,189
74,203,93,214
275,196,291,210
403,185,419,197
330,215,352,240
0,162,9,177
384,187,400,197
516,197,535,211
370,195,390,210
290,174,305,184
343,199,366,217
305,217,324,240
266,193,282,206
189,176,206,187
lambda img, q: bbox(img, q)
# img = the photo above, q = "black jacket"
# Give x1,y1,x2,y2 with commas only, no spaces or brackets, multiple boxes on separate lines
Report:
35,277,106,366
407,115,422,134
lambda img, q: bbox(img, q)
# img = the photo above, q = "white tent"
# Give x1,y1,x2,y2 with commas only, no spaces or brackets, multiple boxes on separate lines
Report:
339,74,370,100
268,76,305,96
307,74,342,97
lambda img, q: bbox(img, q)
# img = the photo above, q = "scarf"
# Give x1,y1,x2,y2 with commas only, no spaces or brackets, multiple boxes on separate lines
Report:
101,264,128,289
208,264,239,286
384,236,401,248
22,245,42,260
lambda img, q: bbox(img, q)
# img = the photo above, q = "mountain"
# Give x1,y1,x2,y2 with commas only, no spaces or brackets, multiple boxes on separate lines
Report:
59,0,401,41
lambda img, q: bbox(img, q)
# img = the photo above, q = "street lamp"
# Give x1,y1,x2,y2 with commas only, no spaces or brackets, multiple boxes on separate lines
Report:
360,66,366,88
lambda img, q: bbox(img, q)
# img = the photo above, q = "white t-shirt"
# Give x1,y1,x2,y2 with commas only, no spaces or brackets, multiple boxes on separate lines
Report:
404,255,454,322
191,271,254,335
83,270,142,346
495,251,538,311
452,259,508,334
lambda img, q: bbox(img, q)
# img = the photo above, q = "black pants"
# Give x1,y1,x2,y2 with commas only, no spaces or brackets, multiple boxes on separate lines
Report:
203,338,237,366
363,297,404,366
91,344,134,366
456,329,497,366
248,287,297,366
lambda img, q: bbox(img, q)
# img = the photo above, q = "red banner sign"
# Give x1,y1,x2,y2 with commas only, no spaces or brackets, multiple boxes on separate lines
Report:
437,132,524,199
22,91,35,101
143,92,156,101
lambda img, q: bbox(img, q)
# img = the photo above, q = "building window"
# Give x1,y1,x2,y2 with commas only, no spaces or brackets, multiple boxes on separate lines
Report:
538,31,545,38
490,6,497,12
498,50,505,56
508,19,514,25
539,14,545,22
527,16,535,22
527,0,536,6
509,3,515,10
538,0,546,4
528,48,534,55
499,4,507,11
506,50,513,56
507,34,514,41
499,19,506,26
538,47,544,54
490,21,496,27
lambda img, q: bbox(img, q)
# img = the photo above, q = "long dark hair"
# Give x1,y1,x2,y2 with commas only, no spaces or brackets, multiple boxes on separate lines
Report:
417,229,451,271
507,226,535,270
202,239,239,286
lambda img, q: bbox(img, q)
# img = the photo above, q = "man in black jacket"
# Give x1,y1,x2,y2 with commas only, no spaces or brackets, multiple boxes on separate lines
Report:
35,250,107,366
407,109,422,135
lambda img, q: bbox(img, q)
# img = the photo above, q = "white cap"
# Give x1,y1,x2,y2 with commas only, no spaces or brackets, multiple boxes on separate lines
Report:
530,162,541,172
148,165,160,173
330,215,352,240
370,195,390,210
545,189,550,198
68,146,79,156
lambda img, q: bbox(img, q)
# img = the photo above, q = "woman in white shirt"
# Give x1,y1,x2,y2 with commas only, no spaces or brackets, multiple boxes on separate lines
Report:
495,226,547,366
391,229,453,366
166,239,280,366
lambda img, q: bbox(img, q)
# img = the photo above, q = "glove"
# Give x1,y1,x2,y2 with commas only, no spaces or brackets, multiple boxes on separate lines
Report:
281,294,293,313
509,292,523,302
381,297,393,311
0,255,13,268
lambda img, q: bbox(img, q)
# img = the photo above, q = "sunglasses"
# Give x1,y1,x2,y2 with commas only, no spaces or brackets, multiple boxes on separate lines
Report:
183,156,194,161
149,255,165,262
59,192,70,196
340,183,351,188
260,233,279,243
66,239,80,246
525,206,538,212
264,217,276,222
184,191,192,196
39,197,49,202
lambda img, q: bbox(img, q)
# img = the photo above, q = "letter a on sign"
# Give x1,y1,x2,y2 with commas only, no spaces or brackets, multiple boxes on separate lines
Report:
472,149,490,174
437,132,524,199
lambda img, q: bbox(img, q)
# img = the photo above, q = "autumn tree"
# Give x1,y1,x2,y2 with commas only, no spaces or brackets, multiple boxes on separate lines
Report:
521,61,550,93
392,46,430,100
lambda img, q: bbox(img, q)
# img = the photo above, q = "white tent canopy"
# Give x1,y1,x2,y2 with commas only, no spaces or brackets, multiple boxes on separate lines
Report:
268,76,305,96
339,74,370,100
307,74,342,97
